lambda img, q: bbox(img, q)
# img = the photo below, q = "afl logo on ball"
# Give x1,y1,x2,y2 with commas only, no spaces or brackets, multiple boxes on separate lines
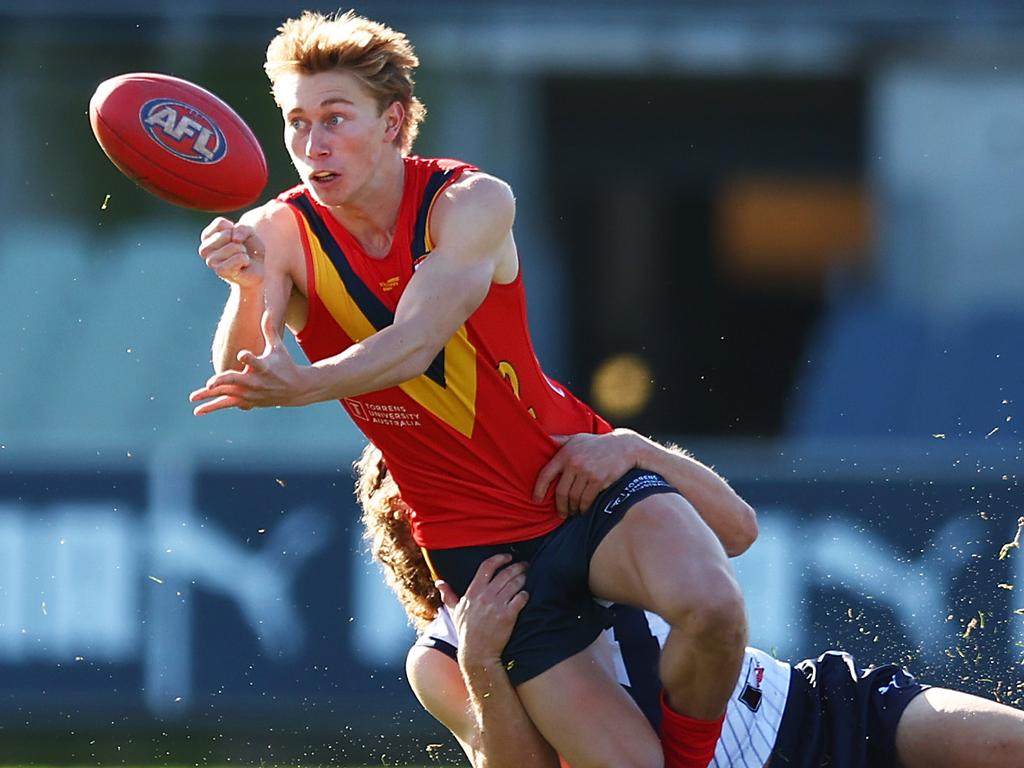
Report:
140,98,227,164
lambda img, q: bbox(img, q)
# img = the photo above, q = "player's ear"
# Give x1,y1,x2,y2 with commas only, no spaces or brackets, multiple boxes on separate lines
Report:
383,100,405,143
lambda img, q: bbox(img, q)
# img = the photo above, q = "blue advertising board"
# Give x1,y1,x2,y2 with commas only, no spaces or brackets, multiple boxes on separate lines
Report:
1,446,1022,761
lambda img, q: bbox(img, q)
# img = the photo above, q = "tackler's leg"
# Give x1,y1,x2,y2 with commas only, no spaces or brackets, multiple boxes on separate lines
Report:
894,687,1024,768
515,640,664,768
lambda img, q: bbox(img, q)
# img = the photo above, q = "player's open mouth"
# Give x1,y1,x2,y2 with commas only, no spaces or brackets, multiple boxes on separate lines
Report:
310,171,338,183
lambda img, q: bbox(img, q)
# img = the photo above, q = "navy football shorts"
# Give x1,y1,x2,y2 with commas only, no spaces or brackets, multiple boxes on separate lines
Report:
425,468,680,686
771,650,929,768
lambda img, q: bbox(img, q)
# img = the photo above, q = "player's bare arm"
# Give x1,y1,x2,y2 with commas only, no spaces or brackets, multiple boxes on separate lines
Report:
296,172,517,400
199,201,307,373
190,173,516,414
638,438,758,555
406,554,559,768
534,429,758,555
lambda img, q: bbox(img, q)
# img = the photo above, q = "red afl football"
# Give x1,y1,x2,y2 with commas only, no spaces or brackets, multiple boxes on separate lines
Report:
89,72,268,212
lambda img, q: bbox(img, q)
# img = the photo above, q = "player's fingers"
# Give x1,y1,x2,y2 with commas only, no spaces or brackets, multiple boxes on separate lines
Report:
566,472,592,515
230,224,256,244
204,369,244,391
533,451,566,502
507,590,529,615
554,468,576,517
488,561,527,595
192,394,247,416
236,349,267,372
189,386,209,403
495,570,528,603
200,217,234,240
242,232,265,260
190,382,253,407
206,247,248,268
470,553,513,591
188,370,242,402
577,479,605,516
436,580,459,609
199,228,235,258
207,251,251,277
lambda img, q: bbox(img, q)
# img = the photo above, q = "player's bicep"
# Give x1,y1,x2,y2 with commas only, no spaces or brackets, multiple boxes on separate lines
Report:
406,646,479,755
391,175,515,348
392,246,494,338
430,173,516,255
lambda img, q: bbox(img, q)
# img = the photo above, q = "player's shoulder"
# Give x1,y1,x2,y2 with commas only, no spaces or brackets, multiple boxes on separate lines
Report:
404,154,476,178
432,171,515,238
404,154,513,215
236,198,301,240
444,170,513,202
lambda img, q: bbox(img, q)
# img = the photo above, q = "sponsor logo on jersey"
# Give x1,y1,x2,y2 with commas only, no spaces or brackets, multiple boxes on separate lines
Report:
140,98,227,164
380,276,400,292
738,660,765,712
344,398,369,421
343,397,422,428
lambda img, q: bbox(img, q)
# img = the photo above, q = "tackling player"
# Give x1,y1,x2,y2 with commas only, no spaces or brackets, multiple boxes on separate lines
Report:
190,10,750,766
356,434,1024,768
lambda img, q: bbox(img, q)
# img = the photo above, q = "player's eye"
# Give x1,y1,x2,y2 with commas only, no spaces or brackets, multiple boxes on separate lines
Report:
289,118,307,131
325,114,345,127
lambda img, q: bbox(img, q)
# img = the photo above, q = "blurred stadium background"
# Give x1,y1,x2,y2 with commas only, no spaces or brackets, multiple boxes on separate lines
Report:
3,0,1024,764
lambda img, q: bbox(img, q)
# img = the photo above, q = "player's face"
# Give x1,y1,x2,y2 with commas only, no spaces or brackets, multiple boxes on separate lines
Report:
277,70,400,207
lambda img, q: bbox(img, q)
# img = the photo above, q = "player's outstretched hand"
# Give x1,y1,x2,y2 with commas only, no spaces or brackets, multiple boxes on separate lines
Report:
199,217,266,288
436,553,528,668
533,430,641,517
189,311,311,415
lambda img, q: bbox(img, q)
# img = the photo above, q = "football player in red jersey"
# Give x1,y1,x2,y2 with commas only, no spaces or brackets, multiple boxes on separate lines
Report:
356,433,1024,768
190,11,749,766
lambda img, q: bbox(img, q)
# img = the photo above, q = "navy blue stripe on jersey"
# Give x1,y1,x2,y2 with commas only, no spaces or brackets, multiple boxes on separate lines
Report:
290,194,394,334
412,169,456,260
289,193,448,388
609,605,663,730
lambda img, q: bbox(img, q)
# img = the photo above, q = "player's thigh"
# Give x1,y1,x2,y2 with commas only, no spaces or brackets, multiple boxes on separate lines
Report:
516,642,663,768
589,492,738,615
894,686,1024,768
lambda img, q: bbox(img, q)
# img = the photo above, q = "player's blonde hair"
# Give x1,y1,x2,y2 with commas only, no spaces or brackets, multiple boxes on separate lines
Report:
265,9,427,154
354,442,440,631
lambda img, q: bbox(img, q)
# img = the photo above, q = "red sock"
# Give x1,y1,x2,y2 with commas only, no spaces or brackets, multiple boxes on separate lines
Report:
659,689,725,768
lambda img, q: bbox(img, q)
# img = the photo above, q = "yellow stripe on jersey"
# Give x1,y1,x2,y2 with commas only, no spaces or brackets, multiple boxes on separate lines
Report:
420,547,441,582
296,213,479,438
423,189,442,253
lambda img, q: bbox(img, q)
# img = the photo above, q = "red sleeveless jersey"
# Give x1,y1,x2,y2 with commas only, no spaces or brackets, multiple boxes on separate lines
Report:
279,156,610,548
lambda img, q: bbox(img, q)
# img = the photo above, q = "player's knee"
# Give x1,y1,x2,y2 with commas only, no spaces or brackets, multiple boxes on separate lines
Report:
663,568,746,648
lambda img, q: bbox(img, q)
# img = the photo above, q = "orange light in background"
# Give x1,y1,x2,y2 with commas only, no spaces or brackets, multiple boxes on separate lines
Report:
591,353,654,420
716,177,871,286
